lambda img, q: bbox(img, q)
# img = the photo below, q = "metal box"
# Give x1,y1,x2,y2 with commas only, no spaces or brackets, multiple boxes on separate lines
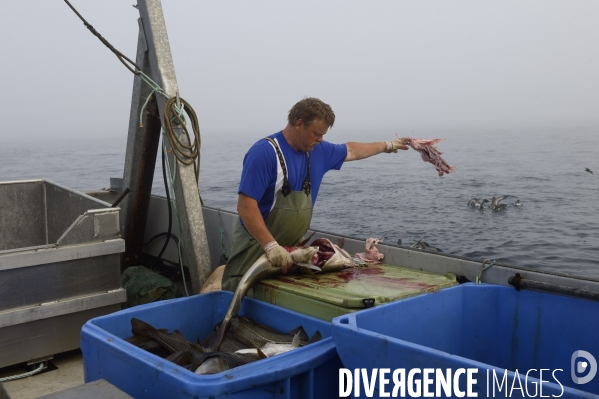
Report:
0,180,126,368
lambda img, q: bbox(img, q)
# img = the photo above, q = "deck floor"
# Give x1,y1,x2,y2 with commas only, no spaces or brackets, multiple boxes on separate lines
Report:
0,350,84,399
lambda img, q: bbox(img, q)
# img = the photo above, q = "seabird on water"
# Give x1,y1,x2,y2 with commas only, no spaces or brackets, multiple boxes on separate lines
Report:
468,198,489,209
514,199,522,206
409,240,443,252
490,195,509,210
585,168,593,174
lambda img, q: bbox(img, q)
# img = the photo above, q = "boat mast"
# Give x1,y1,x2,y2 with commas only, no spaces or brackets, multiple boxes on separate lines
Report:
121,0,211,293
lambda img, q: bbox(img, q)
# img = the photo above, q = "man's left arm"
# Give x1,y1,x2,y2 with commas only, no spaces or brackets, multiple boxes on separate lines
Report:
345,138,409,162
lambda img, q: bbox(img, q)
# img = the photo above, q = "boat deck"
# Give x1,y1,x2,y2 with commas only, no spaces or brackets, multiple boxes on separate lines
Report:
1,351,84,399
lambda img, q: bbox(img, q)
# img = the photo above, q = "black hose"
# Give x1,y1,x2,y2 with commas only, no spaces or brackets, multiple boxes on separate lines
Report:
143,232,179,248
151,144,173,269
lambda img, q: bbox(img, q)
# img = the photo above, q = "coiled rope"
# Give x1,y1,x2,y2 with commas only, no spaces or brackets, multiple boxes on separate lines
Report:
63,0,201,183
164,97,201,182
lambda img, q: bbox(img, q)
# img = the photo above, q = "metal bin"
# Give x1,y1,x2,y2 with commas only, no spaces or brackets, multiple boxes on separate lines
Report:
0,179,126,368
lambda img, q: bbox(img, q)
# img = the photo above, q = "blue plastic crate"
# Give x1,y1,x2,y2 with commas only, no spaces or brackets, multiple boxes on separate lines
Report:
81,291,343,399
332,283,599,398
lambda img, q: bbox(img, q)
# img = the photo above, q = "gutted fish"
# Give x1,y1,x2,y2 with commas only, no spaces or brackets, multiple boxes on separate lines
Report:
193,350,265,375
131,318,204,362
229,317,311,348
218,331,254,354
194,356,228,375
204,238,356,353
202,246,319,352
125,331,171,358
235,331,302,358
309,238,355,271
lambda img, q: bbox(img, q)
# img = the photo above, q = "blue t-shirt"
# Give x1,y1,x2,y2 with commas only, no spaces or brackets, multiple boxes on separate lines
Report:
238,131,347,222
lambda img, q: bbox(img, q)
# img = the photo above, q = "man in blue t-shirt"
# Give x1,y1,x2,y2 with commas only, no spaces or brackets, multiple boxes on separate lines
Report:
220,98,409,292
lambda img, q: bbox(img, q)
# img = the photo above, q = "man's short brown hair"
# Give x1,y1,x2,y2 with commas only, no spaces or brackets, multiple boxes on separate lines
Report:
288,98,335,128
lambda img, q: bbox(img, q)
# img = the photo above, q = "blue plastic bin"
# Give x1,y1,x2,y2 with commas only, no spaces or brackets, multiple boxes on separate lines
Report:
81,291,343,399
332,283,599,398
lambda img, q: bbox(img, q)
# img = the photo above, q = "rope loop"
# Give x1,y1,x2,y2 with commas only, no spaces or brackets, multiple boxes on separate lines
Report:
476,259,496,284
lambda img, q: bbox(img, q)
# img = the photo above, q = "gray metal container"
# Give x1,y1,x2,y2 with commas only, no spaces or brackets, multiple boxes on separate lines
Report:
0,180,126,368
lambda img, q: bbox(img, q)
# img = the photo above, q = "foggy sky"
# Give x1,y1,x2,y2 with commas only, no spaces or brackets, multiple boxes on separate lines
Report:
1,1,598,140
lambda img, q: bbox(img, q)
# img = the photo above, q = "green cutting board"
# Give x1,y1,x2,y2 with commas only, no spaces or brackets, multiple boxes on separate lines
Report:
247,264,458,321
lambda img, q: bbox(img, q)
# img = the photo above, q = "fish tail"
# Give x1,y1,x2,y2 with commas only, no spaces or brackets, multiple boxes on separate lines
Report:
166,350,193,366
190,342,205,353
202,325,226,353
287,326,308,343
308,330,322,344
131,318,158,337
257,348,267,359
291,332,301,348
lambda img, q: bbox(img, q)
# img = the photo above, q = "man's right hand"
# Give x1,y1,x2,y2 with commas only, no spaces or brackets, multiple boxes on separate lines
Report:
384,137,410,153
264,241,293,274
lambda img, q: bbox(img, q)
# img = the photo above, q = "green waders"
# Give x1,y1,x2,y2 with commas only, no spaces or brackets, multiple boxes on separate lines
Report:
221,138,312,292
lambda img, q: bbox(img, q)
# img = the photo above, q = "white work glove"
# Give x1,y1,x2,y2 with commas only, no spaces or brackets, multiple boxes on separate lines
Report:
384,138,410,153
263,241,293,274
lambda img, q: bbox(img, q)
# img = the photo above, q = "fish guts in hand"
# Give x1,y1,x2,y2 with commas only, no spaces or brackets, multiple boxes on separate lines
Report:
384,137,410,153
402,135,455,176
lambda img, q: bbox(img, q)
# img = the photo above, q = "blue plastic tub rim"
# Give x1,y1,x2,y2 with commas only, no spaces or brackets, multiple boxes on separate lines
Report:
81,293,338,396
332,282,469,329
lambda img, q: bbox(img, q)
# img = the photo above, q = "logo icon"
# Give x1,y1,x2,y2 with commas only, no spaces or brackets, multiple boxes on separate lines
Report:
571,350,597,384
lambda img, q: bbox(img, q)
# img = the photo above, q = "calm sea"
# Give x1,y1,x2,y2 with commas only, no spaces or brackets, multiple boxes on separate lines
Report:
2,127,598,279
